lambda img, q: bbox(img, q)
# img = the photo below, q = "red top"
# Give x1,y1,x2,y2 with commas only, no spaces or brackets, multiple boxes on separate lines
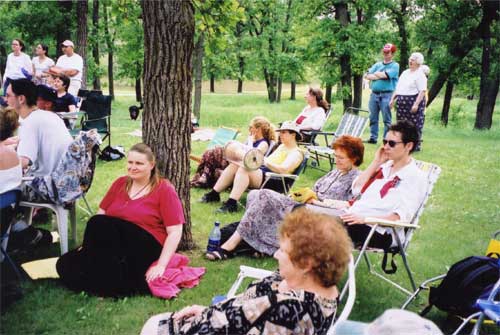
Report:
100,176,185,245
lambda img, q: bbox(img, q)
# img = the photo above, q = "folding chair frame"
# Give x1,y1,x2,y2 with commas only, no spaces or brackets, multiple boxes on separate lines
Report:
307,107,369,172
260,152,309,195
298,106,333,147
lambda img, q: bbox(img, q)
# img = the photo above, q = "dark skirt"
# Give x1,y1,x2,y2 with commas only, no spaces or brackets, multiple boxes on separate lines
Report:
395,94,425,150
56,215,162,297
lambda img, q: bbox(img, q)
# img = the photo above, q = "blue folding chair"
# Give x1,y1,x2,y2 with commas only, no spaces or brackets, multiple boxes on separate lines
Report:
0,190,23,280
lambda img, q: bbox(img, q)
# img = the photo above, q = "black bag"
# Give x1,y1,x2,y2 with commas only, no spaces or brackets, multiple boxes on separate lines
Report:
421,256,500,317
99,145,125,161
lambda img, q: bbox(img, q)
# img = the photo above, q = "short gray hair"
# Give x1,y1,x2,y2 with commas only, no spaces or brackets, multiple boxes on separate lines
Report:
410,52,424,65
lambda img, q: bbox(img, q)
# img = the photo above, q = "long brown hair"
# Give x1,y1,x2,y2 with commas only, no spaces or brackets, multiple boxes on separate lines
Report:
309,87,329,113
250,116,276,142
125,143,162,193
0,107,19,141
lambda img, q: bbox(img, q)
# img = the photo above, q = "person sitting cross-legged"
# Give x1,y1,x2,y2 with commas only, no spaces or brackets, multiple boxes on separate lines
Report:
200,121,303,213
206,135,364,261
141,209,352,335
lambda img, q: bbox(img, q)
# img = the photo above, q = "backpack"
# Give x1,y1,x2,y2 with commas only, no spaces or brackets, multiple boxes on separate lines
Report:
99,145,125,161
421,256,500,317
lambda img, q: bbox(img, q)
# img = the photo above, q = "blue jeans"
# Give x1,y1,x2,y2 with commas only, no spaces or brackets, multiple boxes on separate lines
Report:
368,92,392,141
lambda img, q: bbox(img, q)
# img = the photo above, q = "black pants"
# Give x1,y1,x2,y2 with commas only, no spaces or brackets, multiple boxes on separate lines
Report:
56,215,162,297
346,224,392,250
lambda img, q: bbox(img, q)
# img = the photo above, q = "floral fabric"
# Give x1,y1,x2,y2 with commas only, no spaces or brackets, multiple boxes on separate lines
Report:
146,273,337,335
23,130,101,204
237,169,359,255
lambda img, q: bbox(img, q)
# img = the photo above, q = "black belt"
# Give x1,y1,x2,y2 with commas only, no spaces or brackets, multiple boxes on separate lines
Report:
372,91,392,94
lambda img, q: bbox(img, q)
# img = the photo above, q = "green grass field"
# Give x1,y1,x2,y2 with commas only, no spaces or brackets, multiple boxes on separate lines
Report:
2,83,499,334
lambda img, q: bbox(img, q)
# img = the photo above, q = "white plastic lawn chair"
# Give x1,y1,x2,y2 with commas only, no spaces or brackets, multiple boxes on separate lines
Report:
226,256,356,335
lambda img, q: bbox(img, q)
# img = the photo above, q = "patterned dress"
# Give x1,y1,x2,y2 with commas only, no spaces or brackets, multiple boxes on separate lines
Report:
237,169,359,255
395,95,425,151
142,273,337,335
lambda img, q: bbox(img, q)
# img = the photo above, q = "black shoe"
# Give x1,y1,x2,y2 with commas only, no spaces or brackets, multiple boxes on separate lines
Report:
364,139,377,144
216,200,238,213
200,191,220,203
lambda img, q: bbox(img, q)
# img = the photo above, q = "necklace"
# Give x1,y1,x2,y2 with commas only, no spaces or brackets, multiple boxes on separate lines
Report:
129,182,150,200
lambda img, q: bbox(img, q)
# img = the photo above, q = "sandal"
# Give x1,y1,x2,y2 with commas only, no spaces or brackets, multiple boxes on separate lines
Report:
205,248,232,261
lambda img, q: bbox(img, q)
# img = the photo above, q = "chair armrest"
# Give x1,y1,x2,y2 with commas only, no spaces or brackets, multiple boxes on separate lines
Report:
82,115,109,123
239,265,274,280
364,217,419,229
265,172,297,180
57,111,84,119
21,176,35,182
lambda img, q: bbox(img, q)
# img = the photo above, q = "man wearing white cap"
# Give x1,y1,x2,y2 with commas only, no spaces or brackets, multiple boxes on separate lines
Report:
54,40,83,96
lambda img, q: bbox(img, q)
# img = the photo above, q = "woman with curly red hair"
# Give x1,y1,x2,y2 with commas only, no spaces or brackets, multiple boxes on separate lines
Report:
142,209,352,335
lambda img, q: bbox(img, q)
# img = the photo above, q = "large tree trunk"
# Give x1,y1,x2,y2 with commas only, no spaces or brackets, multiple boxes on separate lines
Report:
142,0,194,249
392,0,409,74
335,2,352,111
103,3,114,99
352,74,363,108
76,0,88,90
135,77,142,103
57,0,73,58
475,6,498,130
192,33,204,120
441,80,454,126
92,0,101,90
290,81,295,100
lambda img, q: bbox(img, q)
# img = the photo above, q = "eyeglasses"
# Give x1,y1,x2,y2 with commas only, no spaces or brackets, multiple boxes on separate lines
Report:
383,139,404,148
5,93,16,98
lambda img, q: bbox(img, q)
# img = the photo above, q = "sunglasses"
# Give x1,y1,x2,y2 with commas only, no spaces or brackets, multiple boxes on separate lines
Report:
383,139,404,148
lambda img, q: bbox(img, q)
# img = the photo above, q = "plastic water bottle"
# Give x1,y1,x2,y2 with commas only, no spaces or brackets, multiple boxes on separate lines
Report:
207,221,221,252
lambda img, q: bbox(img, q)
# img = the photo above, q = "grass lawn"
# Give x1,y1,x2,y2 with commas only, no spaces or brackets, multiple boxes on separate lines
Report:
1,83,499,334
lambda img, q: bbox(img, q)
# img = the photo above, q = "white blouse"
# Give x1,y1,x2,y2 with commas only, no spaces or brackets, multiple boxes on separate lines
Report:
394,69,427,96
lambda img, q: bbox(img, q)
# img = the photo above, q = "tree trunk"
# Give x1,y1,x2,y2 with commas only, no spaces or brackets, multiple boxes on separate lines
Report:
393,0,409,74
325,83,332,104
76,0,88,90
135,77,142,103
475,7,497,130
193,32,204,119
441,80,453,126
277,78,282,103
335,2,352,111
92,0,101,90
290,81,295,100
209,73,215,93
237,55,244,93
103,3,114,99
141,0,195,250
57,0,73,58
352,74,363,108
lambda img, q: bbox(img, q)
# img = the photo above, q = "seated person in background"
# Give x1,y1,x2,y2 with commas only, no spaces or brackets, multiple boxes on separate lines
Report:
6,79,72,179
191,116,275,188
200,121,303,213
141,209,352,335
206,135,364,260
57,143,199,297
36,84,57,111
0,107,21,195
294,87,329,142
53,74,77,113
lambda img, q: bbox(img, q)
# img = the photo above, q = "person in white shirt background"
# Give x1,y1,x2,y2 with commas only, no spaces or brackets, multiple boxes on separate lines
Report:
389,52,427,151
2,39,33,97
32,44,55,85
53,40,83,96
293,87,329,142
